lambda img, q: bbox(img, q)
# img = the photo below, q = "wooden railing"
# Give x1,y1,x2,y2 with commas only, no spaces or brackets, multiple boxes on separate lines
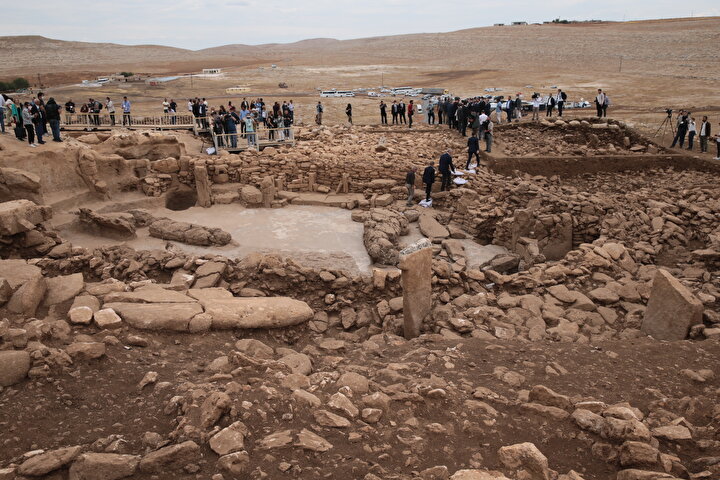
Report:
61,113,206,132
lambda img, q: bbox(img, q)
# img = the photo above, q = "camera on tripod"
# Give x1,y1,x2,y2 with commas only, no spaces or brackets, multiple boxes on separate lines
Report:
665,108,673,117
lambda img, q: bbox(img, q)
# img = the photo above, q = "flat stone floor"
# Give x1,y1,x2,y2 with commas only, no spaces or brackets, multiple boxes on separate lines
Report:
60,204,372,275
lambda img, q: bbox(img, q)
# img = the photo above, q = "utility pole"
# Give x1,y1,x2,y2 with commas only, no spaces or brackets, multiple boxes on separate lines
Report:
618,56,623,73
37,73,41,88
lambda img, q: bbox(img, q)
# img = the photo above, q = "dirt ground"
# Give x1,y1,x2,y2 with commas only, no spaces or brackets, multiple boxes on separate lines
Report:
2,315,718,480
2,17,719,157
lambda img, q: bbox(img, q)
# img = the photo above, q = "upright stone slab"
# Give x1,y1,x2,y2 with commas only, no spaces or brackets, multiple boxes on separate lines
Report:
399,239,433,339
641,269,704,341
194,166,212,208
260,176,276,208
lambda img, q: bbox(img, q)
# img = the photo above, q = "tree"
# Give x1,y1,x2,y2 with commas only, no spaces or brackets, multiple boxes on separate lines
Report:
120,72,134,77
0,77,30,92
12,77,30,89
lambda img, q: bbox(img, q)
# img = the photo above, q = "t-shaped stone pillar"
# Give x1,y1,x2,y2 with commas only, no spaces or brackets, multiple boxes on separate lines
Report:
399,238,433,339
194,166,212,208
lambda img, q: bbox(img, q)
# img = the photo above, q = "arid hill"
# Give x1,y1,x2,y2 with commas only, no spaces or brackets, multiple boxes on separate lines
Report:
1,17,719,83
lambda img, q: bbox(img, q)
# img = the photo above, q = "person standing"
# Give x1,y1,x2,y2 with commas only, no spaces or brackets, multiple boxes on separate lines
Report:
427,102,435,125
106,97,116,126
595,89,606,118
315,101,323,125
514,95,522,122
22,102,36,147
398,100,406,124
422,161,436,202
687,117,697,150
169,99,177,125
405,166,417,206
457,101,468,136
477,111,489,140
391,101,399,124
671,111,689,148
531,94,540,121
437,99,444,125
380,101,388,125
505,96,514,123
37,92,48,134
699,116,711,153
11,98,24,140
64,99,75,124
44,97,62,142
162,98,170,116
31,99,45,144
485,120,494,153
556,89,567,117
407,100,414,128
245,114,257,147
546,94,556,117
0,93,5,134
495,99,503,124
346,103,352,124
715,122,720,160
122,96,131,126
467,135,480,169
446,100,455,129
225,106,240,148
438,149,455,191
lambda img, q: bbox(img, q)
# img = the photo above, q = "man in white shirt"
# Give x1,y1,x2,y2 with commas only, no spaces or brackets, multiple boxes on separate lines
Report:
531,94,540,121
477,111,489,138
556,89,566,117
106,97,116,126
595,89,607,118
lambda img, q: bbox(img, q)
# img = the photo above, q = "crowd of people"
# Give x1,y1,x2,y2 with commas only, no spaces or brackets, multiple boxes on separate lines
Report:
2,90,719,161
669,110,716,155
208,98,295,149
0,92,63,146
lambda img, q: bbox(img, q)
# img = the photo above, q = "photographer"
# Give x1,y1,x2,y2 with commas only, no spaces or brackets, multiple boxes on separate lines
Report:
531,93,540,121
671,110,689,148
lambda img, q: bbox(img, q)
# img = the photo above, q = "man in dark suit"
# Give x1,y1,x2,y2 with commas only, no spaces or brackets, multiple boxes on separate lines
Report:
391,101,399,124
398,101,406,124
556,89,567,117
546,94,556,117
380,101,388,124
422,161,436,202
699,116,711,153
438,149,455,191
457,101,468,136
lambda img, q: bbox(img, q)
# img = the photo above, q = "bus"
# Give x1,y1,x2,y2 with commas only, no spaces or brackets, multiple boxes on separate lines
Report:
391,86,413,95
320,90,337,97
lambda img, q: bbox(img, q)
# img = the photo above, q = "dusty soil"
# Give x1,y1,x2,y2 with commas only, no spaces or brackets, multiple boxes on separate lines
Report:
2,17,719,154
2,319,718,479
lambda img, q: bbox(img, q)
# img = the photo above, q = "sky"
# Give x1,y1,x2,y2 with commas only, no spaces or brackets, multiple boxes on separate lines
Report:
4,0,719,50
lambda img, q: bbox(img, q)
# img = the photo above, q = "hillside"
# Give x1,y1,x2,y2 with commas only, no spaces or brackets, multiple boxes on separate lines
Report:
1,17,718,84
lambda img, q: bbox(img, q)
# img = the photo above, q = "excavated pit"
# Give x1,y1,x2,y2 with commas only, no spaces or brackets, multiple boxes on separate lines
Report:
58,202,372,275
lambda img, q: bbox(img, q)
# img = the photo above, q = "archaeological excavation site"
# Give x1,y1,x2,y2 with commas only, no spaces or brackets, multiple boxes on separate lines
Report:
1,117,719,480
